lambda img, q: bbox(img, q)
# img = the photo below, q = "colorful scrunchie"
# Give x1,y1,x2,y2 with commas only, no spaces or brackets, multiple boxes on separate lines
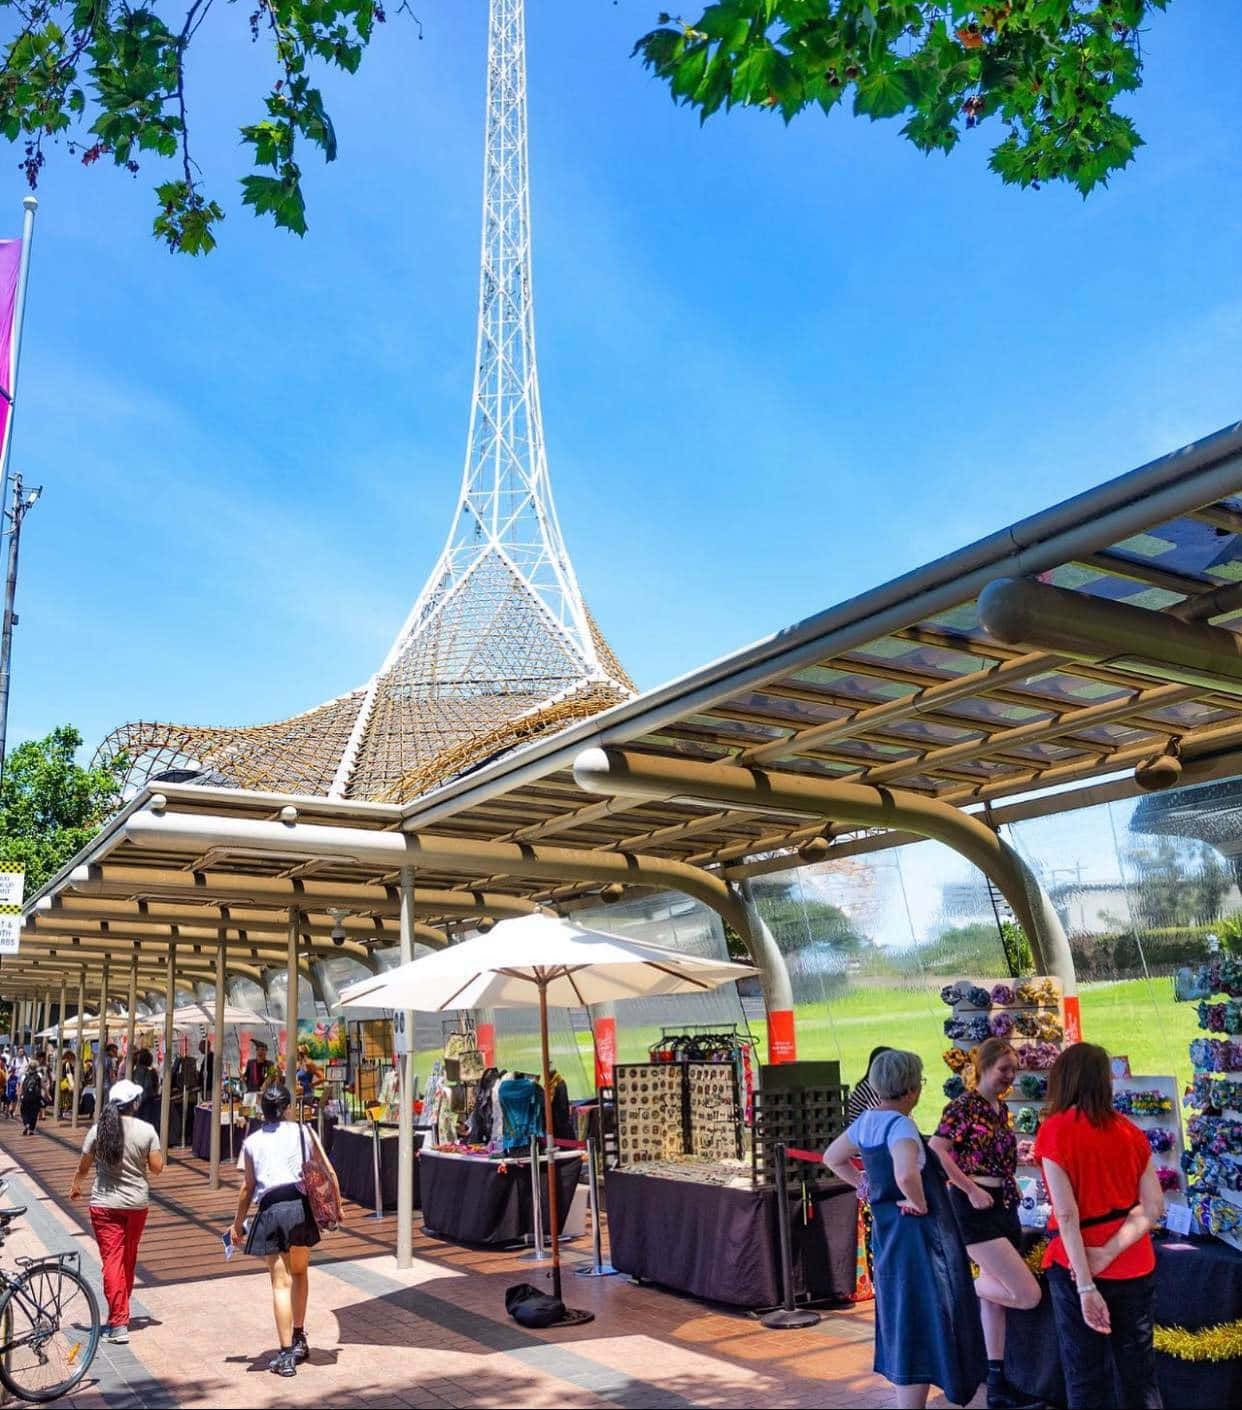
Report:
943,1076,965,1099
1014,1010,1040,1038
1146,1127,1174,1153
1157,1167,1181,1193
940,984,964,1007
1016,1073,1047,1100
990,1011,1015,1037
990,983,1015,1008
1113,1089,1173,1117
1017,1041,1059,1071
943,1047,971,1073
1015,1106,1039,1134
965,985,992,1010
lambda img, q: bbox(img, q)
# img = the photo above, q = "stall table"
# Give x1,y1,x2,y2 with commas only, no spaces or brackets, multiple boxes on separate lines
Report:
330,1123,423,1210
190,1103,249,1161
604,1169,857,1309
1006,1234,1242,1408
419,1148,582,1247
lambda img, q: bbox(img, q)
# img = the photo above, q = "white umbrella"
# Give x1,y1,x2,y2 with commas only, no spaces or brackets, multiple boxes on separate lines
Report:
337,912,757,1304
163,1003,270,1032
35,1013,98,1040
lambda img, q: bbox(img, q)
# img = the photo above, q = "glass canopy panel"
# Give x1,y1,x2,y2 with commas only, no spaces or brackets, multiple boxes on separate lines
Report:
1107,517,1241,582
788,667,918,703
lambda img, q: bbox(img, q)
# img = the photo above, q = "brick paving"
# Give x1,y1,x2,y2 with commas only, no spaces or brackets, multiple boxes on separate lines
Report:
0,1116,982,1408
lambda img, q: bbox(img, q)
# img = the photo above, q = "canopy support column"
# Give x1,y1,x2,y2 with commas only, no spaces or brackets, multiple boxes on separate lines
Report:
397,867,415,1269
56,976,65,1115
158,942,176,1153
7,1000,14,1046
285,909,299,1085
72,968,85,1130
209,943,225,1190
734,879,797,1063
96,962,109,1115
125,950,138,1077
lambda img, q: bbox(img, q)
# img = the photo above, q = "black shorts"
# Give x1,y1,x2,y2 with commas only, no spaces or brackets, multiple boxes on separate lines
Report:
948,1185,1021,1248
244,1184,320,1257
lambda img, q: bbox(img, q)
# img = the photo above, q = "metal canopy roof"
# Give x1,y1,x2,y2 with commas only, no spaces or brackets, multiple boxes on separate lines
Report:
10,420,1242,990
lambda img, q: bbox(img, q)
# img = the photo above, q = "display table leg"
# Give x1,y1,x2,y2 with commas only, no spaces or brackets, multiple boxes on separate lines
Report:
575,1138,617,1277
519,1135,548,1261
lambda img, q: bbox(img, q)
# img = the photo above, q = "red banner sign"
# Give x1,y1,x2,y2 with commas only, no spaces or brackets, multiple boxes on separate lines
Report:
767,1009,797,1064
594,1016,617,1088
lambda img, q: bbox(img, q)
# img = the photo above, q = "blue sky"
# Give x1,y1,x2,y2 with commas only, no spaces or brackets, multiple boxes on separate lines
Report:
5,0,1241,765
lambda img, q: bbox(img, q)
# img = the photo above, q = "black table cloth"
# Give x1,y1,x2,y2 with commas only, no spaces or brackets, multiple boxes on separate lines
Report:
419,1149,582,1247
604,1170,857,1309
330,1124,422,1210
1006,1234,1242,1409
190,1103,249,1161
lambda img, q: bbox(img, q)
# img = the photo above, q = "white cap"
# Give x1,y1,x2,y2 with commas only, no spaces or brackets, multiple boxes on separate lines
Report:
109,1079,145,1107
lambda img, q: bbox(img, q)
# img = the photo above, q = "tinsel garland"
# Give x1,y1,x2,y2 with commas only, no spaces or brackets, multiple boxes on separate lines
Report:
1113,1089,1174,1117
1154,1319,1242,1363
1198,1000,1242,1035
1189,1038,1242,1073
1023,1238,1049,1275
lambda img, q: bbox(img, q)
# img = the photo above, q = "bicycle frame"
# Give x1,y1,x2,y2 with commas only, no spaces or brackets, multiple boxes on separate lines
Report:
0,1252,84,1355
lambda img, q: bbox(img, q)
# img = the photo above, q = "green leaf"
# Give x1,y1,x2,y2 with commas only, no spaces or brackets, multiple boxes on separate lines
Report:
853,67,914,120
241,170,307,235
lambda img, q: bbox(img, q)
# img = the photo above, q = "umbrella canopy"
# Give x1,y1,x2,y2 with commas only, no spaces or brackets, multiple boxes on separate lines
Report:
163,1002,270,1031
34,1013,99,1040
337,913,756,1309
336,912,757,1012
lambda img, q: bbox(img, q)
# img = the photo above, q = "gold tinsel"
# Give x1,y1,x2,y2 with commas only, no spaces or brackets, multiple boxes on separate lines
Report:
1023,1238,1049,1276
1154,1318,1242,1363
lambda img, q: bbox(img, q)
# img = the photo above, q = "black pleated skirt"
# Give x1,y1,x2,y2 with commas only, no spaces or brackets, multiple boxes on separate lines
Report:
244,1183,321,1256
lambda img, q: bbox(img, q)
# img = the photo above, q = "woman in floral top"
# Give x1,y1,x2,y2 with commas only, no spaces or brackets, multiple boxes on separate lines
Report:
930,1036,1041,1410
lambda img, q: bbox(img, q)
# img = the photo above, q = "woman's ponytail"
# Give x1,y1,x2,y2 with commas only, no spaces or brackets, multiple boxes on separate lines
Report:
95,1100,125,1166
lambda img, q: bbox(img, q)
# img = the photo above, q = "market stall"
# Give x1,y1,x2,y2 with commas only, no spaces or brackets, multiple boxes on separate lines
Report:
420,1147,581,1246
331,1122,422,1209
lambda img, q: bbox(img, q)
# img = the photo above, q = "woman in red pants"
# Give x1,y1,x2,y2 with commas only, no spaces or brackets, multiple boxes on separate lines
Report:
68,1078,164,1344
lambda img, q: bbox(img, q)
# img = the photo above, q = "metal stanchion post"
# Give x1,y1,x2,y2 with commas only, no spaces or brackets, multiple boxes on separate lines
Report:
367,1117,385,1221
519,1135,547,1261
761,1143,820,1329
575,1137,617,1277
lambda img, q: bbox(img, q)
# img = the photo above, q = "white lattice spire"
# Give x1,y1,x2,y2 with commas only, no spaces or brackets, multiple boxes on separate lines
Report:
98,0,631,806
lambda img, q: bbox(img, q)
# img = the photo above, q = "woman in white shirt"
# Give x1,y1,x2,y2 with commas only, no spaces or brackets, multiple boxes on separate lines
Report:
230,1084,340,1378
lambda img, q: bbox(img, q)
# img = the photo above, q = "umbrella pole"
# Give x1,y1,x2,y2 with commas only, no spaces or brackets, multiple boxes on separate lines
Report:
539,982,562,1302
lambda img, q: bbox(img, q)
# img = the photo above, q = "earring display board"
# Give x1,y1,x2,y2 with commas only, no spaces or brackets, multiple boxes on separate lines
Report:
688,1063,742,1161
751,1083,849,1190
615,1062,685,1165
1111,1074,1185,1206
939,975,1065,1225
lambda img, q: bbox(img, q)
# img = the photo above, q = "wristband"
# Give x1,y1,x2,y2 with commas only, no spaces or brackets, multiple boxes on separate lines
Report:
1077,1283,1097,1296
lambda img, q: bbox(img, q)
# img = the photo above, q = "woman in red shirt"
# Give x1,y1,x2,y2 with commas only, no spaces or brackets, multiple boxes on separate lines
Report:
1034,1043,1164,1410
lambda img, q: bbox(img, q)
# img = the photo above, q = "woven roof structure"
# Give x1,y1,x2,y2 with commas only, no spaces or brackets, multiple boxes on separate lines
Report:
95,0,633,804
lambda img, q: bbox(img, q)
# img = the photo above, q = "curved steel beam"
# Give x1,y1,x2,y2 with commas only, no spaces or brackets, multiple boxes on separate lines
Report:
571,745,1077,995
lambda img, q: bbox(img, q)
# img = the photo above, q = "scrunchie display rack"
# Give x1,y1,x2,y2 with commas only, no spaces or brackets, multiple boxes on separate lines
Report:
1179,958,1242,1251
939,974,1065,1226
1111,1075,1186,1205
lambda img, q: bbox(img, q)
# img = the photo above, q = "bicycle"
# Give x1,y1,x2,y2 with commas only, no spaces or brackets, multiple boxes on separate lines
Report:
0,1200,101,1402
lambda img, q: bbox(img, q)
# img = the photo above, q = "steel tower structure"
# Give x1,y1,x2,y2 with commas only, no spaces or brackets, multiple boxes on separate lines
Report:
98,0,632,803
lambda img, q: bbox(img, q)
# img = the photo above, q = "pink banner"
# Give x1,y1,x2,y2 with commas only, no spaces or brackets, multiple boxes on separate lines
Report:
0,239,20,470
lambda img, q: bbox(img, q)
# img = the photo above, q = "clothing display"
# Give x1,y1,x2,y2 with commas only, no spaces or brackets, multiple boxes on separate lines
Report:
467,1068,501,1145
498,1075,544,1153
548,1070,573,1143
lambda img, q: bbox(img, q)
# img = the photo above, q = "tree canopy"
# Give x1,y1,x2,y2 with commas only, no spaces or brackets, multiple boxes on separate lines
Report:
0,725,124,895
0,0,1170,254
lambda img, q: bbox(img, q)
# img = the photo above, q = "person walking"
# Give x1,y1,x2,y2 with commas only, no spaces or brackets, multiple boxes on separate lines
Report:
19,1053,48,1135
931,1037,1041,1409
825,1050,986,1409
134,1049,159,1126
230,1084,340,1378
1034,1042,1164,1409
68,1078,164,1345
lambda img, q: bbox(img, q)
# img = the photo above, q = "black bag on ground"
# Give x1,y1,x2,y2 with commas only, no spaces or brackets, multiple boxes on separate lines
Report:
505,1282,565,1328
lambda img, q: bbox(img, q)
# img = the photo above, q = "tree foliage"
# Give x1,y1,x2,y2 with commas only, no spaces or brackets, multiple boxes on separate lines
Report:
0,0,399,253
0,0,1172,256
0,725,124,895
635,1,1170,195
751,878,865,954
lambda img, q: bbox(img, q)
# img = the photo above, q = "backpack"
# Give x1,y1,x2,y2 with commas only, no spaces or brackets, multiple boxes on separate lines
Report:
21,1069,41,1101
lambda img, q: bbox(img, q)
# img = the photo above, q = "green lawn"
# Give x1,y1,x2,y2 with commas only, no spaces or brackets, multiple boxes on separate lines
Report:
412,976,1198,1129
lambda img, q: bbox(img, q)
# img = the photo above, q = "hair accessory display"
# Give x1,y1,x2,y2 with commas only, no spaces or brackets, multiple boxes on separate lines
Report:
1016,1073,1047,1100
1015,1106,1039,1134
1145,1127,1174,1153
990,983,1015,1008
943,1075,965,1099
965,985,993,1010
989,1011,1015,1037
1035,1012,1063,1042
944,1016,991,1043
942,1047,971,1073
1156,1166,1182,1192
1113,1088,1174,1117
1190,1191,1242,1238
1016,1041,1059,1071
1190,957,1242,1001
1183,1150,1242,1194
1016,1138,1036,1164
1189,1073,1242,1113
1013,1010,1039,1038
940,984,964,1007
1187,1113,1242,1158
1198,1000,1242,1035
1190,1038,1242,1073
1014,978,1058,1008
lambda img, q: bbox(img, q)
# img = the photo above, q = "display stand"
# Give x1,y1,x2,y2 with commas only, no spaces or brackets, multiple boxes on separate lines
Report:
1112,1074,1186,1207
575,1138,617,1278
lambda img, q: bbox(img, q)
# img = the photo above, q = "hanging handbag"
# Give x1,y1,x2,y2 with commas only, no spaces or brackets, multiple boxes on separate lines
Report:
299,1122,341,1232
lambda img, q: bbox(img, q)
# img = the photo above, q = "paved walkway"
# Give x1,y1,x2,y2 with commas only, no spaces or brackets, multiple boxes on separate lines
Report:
0,1117,975,1408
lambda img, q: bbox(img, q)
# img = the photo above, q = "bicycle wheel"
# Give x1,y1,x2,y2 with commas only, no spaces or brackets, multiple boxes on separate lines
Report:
0,1260,100,1403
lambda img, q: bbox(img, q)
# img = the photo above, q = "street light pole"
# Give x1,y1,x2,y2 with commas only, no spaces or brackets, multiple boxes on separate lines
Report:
0,470,41,782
